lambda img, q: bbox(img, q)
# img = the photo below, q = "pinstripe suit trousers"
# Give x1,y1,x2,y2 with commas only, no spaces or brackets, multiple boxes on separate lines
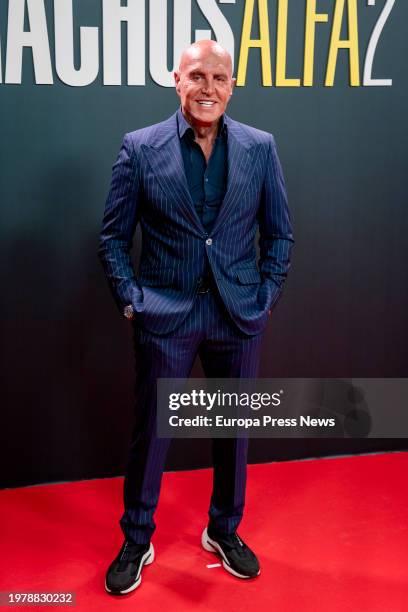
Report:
119,285,264,545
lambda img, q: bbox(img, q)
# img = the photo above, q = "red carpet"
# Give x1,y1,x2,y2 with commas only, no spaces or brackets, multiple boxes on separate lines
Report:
1,452,408,611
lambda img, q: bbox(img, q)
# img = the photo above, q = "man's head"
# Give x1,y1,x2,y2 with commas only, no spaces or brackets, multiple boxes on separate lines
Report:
174,40,235,128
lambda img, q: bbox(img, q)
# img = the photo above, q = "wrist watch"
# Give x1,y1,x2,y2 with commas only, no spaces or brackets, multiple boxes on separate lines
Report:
123,304,134,320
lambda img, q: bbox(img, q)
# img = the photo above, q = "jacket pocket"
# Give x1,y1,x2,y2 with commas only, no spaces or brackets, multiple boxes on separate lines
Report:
235,267,262,285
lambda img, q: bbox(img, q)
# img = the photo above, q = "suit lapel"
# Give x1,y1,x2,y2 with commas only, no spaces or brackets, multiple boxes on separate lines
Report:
211,118,257,236
140,113,204,235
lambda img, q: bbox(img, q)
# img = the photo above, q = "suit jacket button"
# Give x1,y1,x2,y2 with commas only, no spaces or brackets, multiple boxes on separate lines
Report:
205,238,212,246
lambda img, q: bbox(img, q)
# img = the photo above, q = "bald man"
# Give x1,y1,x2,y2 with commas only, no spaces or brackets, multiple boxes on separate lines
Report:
99,40,294,595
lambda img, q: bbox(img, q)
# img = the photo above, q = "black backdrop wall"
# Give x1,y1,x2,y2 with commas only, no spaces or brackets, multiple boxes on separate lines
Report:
1,0,407,488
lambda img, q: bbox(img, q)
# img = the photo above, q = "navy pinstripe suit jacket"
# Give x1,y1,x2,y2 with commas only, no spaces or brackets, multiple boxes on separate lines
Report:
98,110,294,336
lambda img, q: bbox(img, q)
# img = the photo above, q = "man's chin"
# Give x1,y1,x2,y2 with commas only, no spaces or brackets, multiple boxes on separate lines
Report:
189,110,222,127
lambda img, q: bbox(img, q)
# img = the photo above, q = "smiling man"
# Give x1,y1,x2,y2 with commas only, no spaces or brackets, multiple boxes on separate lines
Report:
99,39,294,595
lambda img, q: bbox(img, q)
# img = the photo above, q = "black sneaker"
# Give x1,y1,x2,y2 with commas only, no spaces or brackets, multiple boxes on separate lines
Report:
105,540,154,595
202,527,260,579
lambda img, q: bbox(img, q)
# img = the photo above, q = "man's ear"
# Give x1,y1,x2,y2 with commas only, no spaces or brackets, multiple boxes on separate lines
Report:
230,77,236,95
174,71,181,94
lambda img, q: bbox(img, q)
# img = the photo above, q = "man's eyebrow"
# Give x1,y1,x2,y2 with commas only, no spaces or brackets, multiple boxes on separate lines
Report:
188,69,228,78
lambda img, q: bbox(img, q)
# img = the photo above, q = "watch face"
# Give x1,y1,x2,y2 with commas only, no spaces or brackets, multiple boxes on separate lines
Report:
124,305,134,319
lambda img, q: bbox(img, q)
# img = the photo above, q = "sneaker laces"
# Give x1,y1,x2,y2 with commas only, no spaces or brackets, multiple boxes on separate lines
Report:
117,541,148,572
214,532,247,556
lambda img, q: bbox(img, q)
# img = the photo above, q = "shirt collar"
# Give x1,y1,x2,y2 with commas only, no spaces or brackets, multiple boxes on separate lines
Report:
177,106,227,140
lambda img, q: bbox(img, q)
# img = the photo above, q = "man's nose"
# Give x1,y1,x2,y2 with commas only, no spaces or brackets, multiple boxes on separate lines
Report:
201,78,215,95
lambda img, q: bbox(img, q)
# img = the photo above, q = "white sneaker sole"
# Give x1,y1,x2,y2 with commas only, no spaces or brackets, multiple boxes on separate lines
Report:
105,542,155,595
201,528,260,579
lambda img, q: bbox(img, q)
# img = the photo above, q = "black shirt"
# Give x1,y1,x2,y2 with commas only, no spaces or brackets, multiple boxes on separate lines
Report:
177,107,228,234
